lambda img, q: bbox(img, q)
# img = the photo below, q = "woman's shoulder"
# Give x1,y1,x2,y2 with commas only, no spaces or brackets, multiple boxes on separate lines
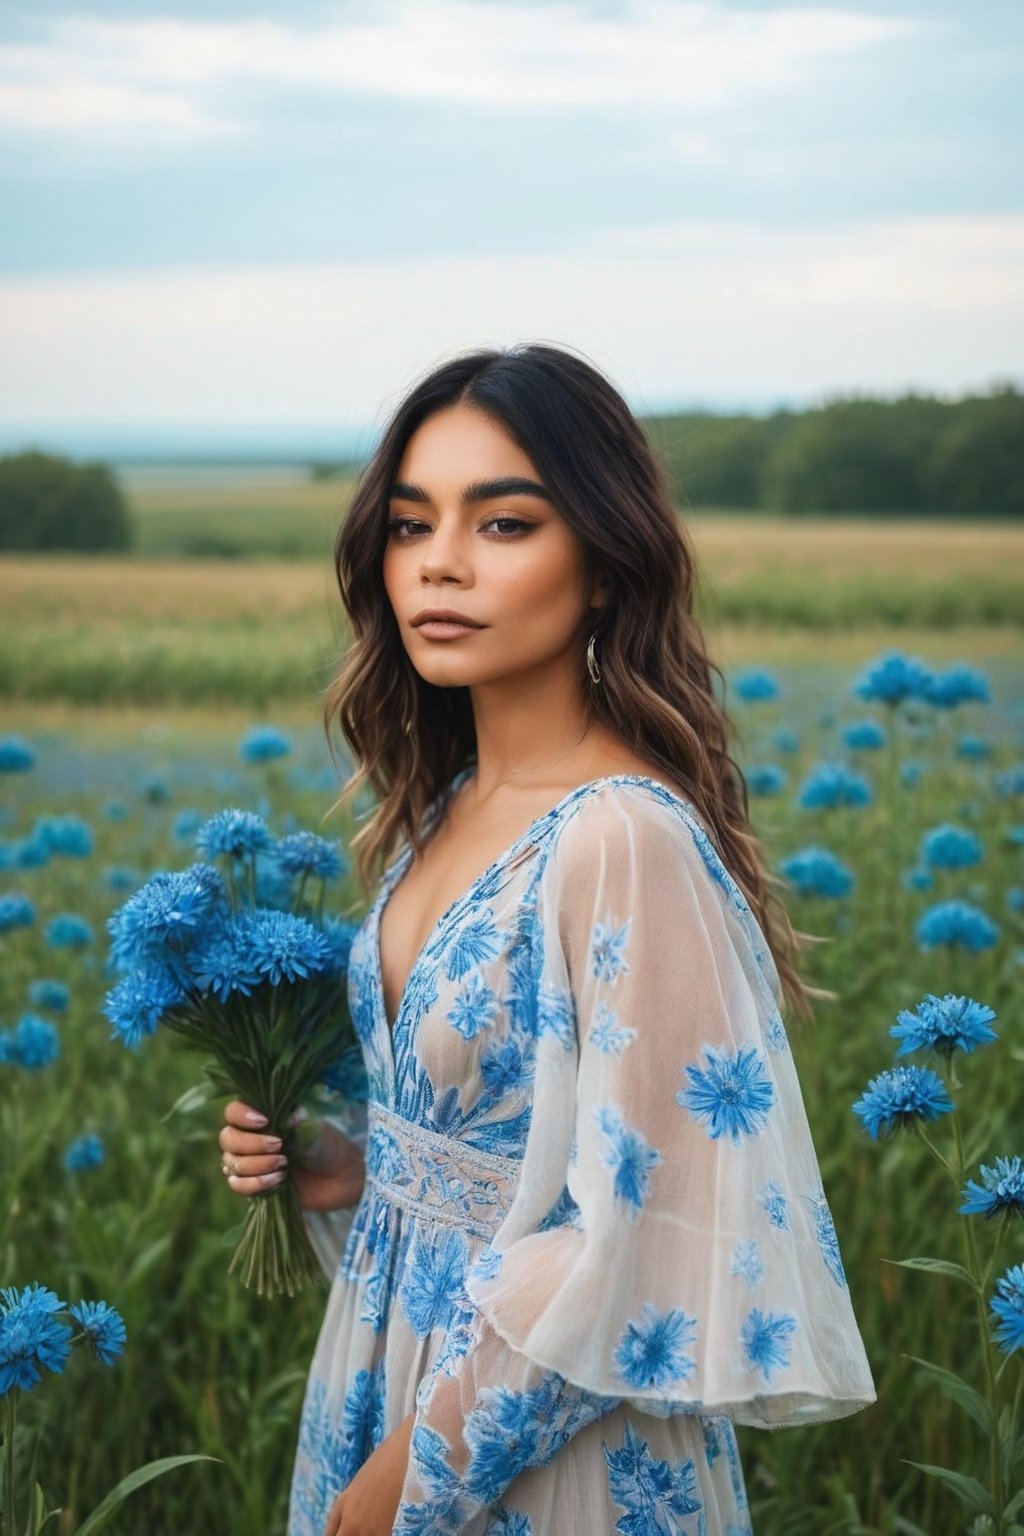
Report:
548,770,725,889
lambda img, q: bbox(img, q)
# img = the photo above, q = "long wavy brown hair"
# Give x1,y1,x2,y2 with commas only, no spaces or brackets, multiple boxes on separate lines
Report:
322,342,815,1020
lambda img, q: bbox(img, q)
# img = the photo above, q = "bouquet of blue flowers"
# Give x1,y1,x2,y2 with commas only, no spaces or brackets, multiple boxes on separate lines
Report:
102,810,358,1299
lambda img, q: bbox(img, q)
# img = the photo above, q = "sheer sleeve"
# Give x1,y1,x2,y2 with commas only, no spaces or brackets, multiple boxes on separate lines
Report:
395,782,875,1529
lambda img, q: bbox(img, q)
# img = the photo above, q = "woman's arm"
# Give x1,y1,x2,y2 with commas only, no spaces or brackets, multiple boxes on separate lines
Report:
322,1412,415,1536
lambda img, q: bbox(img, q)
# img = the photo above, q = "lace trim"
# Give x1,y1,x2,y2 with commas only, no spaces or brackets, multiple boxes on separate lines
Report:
363,1101,522,1238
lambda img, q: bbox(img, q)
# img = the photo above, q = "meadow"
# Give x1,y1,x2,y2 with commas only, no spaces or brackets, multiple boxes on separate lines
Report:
1,495,1023,1533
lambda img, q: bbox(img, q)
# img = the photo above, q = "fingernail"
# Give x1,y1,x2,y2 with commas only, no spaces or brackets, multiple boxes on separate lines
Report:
244,1109,268,1126
261,1135,283,1151
261,1170,286,1188
274,1154,289,1169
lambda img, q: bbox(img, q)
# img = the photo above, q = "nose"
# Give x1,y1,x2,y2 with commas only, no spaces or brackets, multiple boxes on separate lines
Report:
416,519,472,584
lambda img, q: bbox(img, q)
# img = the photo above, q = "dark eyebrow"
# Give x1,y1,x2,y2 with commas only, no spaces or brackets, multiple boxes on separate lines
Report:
388,475,553,506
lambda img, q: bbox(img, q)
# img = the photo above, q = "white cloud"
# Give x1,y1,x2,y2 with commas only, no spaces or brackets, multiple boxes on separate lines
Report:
0,2,913,134
0,212,1017,424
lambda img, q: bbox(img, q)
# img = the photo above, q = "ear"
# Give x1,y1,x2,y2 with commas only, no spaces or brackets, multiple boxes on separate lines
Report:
588,570,609,611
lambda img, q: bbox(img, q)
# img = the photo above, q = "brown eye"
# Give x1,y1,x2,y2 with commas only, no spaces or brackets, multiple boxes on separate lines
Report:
484,518,533,538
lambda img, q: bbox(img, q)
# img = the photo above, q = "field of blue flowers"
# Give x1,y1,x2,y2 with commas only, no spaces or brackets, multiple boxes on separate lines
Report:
2,650,1023,1534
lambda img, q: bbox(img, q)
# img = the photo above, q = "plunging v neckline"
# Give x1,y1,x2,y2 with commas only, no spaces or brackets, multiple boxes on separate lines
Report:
370,769,697,1053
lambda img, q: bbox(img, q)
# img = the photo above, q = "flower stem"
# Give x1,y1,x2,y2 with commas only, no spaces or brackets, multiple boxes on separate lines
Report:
951,1106,1004,1528
3,1390,18,1536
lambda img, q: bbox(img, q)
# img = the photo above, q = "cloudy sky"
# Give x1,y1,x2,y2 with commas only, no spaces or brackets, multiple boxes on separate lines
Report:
0,0,1021,448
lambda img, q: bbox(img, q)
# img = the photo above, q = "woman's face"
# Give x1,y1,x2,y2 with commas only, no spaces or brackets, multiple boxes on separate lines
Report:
383,404,604,691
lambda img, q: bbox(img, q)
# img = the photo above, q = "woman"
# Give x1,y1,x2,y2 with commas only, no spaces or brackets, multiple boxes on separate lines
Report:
218,343,876,1535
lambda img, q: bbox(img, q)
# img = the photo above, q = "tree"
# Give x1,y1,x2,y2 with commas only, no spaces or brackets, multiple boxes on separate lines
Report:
0,451,132,552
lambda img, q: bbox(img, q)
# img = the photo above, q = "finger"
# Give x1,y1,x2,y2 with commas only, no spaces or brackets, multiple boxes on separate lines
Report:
223,1098,269,1129
218,1126,284,1156
223,1151,289,1179
226,1168,288,1198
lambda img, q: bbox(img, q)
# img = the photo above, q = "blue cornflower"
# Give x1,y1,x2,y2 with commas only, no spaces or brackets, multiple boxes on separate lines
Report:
780,846,854,899
0,1015,60,1070
14,834,50,868
103,963,187,1048
921,664,991,710
734,668,780,703
321,915,359,977
614,1304,697,1391
322,1045,369,1102
34,815,93,858
141,775,170,805
891,992,997,1058
989,1265,1024,1354
0,893,36,932
104,865,141,893
741,1308,797,1383
107,864,227,968
956,735,990,761
901,762,922,790
677,1044,774,1144
842,719,887,751
241,908,332,985
27,978,69,1013
853,650,929,707
252,851,293,910
172,809,202,842
196,808,273,860
68,1300,126,1365
797,761,873,811
0,734,35,773
1008,887,1024,915
188,918,262,1002
903,866,934,892
771,728,800,755
921,824,983,871
0,1284,72,1394
64,1133,105,1173
746,763,787,797
1008,826,1024,847
995,766,1024,799
915,899,998,953
45,913,94,949
852,1065,954,1139
960,1157,1024,1219
275,831,345,882
239,725,292,763
103,800,128,822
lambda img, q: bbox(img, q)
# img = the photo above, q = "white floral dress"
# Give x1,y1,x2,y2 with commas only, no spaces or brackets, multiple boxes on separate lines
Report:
290,770,875,1536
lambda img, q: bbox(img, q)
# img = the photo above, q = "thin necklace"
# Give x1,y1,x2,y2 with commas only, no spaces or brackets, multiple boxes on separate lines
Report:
474,721,593,792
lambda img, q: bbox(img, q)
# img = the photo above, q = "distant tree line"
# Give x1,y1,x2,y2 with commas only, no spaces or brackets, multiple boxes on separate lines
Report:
646,384,1023,516
1,384,1020,553
0,451,131,552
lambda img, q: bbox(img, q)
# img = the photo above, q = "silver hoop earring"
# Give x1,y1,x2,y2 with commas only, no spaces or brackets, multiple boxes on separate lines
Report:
586,631,602,685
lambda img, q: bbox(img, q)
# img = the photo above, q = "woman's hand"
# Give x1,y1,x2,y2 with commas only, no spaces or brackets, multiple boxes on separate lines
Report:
218,1100,365,1213
323,1412,414,1536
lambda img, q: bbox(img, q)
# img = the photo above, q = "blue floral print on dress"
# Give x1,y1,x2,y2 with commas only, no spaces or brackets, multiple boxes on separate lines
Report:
595,1103,662,1217
290,773,874,1535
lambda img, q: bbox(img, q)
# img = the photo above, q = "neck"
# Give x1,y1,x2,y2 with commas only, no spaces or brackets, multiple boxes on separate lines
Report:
466,662,595,795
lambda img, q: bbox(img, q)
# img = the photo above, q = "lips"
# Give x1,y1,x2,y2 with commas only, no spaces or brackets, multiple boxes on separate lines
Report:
411,611,485,628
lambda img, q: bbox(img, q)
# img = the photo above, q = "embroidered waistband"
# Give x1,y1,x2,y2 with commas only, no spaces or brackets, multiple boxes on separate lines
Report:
363,1101,521,1237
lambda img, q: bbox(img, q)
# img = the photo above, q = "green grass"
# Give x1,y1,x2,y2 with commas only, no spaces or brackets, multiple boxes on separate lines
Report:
3,509,1023,708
